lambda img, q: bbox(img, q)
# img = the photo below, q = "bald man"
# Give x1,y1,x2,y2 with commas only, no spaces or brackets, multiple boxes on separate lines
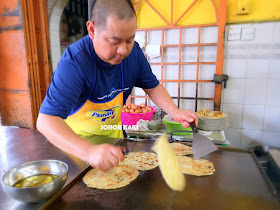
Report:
37,0,197,171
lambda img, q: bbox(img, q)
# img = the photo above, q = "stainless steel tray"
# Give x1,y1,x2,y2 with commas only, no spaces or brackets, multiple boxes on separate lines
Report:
41,140,279,210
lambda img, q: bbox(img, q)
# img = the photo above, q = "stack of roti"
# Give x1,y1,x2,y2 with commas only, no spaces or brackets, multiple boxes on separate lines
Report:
83,165,139,189
152,142,193,156
119,151,159,171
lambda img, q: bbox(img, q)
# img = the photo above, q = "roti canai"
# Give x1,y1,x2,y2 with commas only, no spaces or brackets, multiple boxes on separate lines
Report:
152,142,193,156
119,152,159,171
83,164,139,189
176,156,215,176
155,134,186,191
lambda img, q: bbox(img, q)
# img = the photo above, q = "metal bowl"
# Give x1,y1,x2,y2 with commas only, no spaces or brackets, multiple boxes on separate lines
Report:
2,160,68,203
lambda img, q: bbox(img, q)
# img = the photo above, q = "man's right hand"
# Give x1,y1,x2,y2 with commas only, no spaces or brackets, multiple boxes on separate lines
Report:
86,144,125,171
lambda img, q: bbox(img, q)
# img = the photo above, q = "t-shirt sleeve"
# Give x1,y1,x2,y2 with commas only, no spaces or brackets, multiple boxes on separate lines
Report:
39,58,85,119
134,44,159,89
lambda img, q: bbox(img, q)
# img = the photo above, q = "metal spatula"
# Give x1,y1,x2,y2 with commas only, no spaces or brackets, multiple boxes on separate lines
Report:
189,121,218,159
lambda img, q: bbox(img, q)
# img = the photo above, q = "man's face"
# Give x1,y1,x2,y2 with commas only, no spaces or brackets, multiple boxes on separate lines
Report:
92,15,136,65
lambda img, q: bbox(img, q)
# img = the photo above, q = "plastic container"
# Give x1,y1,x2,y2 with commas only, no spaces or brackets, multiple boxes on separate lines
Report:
162,117,192,135
121,106,155,125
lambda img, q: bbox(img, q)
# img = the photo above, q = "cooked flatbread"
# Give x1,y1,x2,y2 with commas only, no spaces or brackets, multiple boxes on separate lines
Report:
119,152,159,171
155,134,186,191
83,165,139,189
176,156,215,176
152,142,193,156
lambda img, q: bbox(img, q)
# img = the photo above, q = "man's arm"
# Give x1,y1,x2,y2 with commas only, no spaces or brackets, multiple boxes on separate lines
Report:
37,113,124,171
144,84,198,127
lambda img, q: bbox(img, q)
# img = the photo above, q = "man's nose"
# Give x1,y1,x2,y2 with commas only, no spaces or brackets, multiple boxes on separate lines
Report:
117,43,128,55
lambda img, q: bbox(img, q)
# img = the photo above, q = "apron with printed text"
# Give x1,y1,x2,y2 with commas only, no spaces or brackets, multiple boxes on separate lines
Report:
65,62,124,139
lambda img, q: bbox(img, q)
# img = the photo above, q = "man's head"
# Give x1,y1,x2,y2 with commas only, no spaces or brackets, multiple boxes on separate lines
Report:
87,0,136,65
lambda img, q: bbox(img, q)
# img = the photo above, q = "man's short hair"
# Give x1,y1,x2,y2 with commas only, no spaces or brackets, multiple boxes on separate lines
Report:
90,0,136,30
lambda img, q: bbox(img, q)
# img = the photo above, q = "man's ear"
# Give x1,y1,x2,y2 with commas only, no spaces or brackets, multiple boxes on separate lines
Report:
86,21,95,39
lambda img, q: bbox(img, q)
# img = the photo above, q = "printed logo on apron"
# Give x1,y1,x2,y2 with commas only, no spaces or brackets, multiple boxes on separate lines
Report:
86,105,121,122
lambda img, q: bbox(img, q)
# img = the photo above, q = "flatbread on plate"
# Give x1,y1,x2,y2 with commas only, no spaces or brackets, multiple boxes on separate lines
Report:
83,164,139,189
152,142,193,156
176,156,215,176
119,152,159,171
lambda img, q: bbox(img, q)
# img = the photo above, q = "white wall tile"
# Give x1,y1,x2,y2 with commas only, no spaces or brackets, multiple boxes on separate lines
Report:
251,22,274,44
180,100,196,112
266,79,280,105
164,65,178,80
181,46,197,62
169,99,178,107
200,101,214,110
200,26,218,43
264,106,280,131
180,83,196,97
221,89,224,104
147,98,156,107
164,47,179,63
182,27,198,44
246,59,269,79
269,58,280,79
224,128,241,147
148,56,161,64
164,82,178,97
199,46,217,62
134,87,145,96
223,79,245,104
198,65,216,80
222,104,243,128
244,79,267,105
242,105,265,129
181,65,196,80
198,83,215,98
151,65,161,80
135,31,145,46
148,30,162,45
224,59,247,79
262,131,280,148
273,22,280,43
134,98,145,106
164,29,179,45
241,129,263,147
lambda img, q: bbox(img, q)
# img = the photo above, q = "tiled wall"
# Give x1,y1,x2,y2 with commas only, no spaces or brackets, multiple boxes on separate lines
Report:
222,22,280,148
133,27,218,111
134,22,280,148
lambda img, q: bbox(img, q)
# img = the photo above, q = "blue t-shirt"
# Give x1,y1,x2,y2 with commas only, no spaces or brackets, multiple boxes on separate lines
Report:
40,35,159,119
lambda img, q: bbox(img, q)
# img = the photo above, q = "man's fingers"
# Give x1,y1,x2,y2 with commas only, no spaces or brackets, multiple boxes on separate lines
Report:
111,146,125,161
181,121,190,128
98,159,115,172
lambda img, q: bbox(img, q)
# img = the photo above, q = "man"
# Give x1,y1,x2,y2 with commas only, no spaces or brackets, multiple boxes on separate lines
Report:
37,0,197,171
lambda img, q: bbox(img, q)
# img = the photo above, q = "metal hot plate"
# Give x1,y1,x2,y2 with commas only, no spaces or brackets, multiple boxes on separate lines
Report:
42,140,279,209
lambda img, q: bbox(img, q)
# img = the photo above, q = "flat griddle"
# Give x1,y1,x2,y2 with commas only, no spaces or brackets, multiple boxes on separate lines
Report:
41,139,279,210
